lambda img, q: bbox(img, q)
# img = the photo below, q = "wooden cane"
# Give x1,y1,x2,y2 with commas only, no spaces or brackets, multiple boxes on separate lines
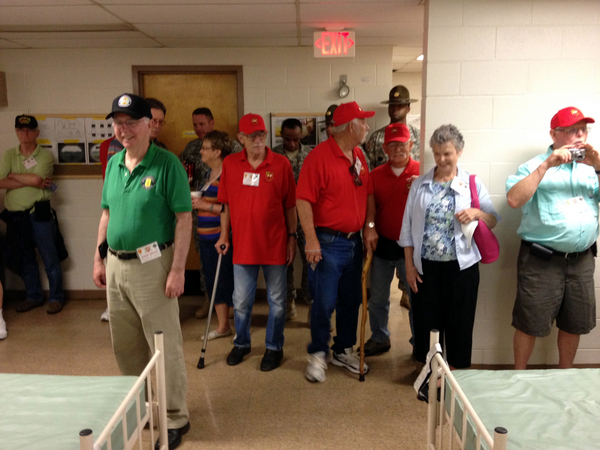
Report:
359,251,373,381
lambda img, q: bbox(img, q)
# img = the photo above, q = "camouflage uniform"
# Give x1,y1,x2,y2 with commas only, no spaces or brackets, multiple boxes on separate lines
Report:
365,123,420,170
272,143,312,304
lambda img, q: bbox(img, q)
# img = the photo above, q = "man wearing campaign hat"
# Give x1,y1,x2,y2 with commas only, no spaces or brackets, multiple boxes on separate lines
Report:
363,123,420,357
324,104,338,139
366,85,420,170
506,106,600,370
216,113,296,372
93,93,192,449
297,101,377,382
0,115,65,316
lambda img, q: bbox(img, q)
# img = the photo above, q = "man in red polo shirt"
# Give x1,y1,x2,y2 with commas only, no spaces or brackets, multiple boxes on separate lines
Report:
364,123,419,357
216,113,297,372
297,101,378,382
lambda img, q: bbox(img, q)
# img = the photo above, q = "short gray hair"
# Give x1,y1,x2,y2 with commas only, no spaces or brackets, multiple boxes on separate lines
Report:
330,118,360,135
429,124,464,152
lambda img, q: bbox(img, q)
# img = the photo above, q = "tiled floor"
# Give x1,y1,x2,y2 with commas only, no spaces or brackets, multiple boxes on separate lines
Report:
0,279,427,449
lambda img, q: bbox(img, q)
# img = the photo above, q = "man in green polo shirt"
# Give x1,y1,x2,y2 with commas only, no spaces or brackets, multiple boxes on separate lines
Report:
0,115,64,316
92,94,192,450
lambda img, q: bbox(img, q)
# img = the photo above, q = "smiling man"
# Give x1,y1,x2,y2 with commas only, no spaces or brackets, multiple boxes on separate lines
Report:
506,106,600,370
93,94,192,450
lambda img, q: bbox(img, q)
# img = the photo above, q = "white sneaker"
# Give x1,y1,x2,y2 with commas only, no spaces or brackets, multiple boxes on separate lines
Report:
332,348,369,374
100,309,109,322
0,319,7,340
201,328,233,341
305,351,327,382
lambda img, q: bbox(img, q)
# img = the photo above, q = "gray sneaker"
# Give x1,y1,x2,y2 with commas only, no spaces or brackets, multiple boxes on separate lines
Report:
305,351,327,382
332,348,369,374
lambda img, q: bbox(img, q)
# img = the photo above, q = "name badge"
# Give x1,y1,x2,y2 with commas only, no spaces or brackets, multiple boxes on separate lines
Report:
564,196,592,216
23,157,37,169
137,241,162,264
243,172,260,187
354,158,362,176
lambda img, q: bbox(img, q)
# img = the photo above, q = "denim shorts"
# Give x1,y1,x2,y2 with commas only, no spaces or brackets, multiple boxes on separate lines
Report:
512,242,596,337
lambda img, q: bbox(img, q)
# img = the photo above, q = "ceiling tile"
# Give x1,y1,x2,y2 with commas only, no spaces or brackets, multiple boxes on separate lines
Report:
97,0,293,3
0,38,26,48
155,37,299,48
104,4,296,24
300,3,423,23
135,23,296,39
0,0,91,5
302,22,423,38
11,37,161,48
0,6,123,26
0,31,144,40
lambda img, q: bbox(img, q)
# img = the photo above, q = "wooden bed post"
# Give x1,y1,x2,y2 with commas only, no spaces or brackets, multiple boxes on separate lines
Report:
155,331,169,450
427,330,440,449
79,428,93,450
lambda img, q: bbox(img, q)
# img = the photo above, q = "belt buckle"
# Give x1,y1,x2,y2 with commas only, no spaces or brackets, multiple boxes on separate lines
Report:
346,231,355,239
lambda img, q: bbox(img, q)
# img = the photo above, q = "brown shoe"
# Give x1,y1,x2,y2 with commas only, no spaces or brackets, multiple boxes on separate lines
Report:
47,302,63,314
16,299,44,313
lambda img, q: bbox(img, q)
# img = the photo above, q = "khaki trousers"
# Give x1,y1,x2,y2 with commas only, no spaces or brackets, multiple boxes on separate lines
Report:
106,246,189,428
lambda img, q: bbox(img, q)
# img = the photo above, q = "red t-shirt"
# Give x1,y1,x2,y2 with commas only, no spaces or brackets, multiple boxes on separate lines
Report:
218,147,296,265
370,158,420,241
296,136,372,234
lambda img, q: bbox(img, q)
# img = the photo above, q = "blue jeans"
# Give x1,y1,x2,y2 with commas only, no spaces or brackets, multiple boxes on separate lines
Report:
21,214,64,304
232,264,287,351
307,231,363,355
369,254,413,342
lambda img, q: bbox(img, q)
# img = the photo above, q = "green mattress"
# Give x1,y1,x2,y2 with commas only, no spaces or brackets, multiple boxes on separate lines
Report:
445,369,600,450
0,373,146,450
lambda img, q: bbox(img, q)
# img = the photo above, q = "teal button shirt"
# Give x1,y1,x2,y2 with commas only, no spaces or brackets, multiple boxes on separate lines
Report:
506,146,600,253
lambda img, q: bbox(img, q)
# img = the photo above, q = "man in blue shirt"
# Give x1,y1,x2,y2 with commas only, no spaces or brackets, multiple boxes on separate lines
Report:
506,106,599,370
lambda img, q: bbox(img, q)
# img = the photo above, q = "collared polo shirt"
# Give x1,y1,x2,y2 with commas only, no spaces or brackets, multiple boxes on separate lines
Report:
0,145,53,211
101,142,192,251
296,136,373,234
218,147,296,265
371,158,420,241
506,146,600,253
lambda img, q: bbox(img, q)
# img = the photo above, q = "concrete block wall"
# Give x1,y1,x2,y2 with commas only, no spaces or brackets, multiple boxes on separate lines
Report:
0,45,394,293
425,0,600,365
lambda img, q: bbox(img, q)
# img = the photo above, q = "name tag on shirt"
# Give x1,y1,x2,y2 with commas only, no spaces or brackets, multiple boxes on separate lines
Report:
137,242,162,264
564,196,592,216
23,157,37,169
354,158,363,176
243,172,260,187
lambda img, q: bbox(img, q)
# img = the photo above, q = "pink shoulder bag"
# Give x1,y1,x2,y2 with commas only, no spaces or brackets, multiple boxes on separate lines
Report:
469,175,499,264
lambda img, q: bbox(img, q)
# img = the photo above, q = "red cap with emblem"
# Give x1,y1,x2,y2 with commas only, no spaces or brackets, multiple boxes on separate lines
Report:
550,107,595,129
239,113,266,134
384,123,411,144
332,102,375,126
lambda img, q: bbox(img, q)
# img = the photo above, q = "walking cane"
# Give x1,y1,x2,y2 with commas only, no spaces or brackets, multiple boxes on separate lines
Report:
359,251,373,381
197,244,226,369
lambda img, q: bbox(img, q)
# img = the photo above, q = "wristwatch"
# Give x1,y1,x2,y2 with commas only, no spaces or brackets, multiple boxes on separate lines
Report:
288,232,298,239
367,222,375,229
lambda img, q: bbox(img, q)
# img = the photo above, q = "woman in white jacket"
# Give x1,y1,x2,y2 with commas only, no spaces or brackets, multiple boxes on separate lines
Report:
399,124,500,368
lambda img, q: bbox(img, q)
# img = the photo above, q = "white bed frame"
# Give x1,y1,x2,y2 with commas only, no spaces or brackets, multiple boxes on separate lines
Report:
78,331,169,450
426,330,508,450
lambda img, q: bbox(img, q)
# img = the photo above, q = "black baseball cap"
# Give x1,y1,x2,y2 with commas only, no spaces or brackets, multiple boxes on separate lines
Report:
15,115,38,129
106,93,152,120
325,104,338,125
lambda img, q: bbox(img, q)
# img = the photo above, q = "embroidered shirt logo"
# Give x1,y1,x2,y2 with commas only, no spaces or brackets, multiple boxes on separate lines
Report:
266,171,274,182
141,176,156,190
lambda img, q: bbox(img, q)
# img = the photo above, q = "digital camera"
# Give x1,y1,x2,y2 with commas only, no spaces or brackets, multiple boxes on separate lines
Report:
569,147,585,162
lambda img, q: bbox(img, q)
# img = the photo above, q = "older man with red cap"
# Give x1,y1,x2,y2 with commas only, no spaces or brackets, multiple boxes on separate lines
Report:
216,113,296,372
507,106,600,370
363,123,420,357
297,101,377,382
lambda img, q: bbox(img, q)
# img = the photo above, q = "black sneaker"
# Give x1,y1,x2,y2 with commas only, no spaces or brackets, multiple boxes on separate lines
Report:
260,349,283,371
361,338,391,357
154,421,190,450
226,346,250,366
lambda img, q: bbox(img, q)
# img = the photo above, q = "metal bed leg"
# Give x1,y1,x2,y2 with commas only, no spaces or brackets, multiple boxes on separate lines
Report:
493,427,508,450
155,331,169,450
427,330,440,448
79,429,93,450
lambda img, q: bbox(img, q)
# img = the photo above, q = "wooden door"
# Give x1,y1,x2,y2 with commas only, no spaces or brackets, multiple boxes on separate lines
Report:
135,66,243,272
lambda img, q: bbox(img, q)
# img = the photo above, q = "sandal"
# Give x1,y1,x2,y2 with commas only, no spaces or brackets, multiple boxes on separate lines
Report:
201,329,233,341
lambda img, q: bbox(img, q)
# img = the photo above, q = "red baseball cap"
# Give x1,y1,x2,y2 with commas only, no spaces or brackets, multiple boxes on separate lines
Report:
239,113,266,134
550,107,595,129
384,123,411,144
332,102,375,126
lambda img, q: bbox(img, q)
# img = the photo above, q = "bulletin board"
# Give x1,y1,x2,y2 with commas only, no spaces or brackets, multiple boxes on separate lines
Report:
34,114,113,178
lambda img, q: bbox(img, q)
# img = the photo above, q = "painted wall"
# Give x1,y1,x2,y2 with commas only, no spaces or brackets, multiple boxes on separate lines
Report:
425,0,600,365
0,45,394,293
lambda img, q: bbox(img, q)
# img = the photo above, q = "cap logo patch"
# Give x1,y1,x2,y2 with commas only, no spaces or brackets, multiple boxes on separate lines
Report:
118,95,132,107
141,176,156,190
392,127,398,133
251,118,258,124
394,92,400,97
18,117,31,124
571,109,580,116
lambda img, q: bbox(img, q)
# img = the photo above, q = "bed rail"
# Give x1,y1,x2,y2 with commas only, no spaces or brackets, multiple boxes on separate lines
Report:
79,331,169,450
427,330,508,450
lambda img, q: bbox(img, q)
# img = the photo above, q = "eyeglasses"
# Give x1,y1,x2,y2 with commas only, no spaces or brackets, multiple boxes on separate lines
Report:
349,165,363,186
555,126,591,136
245,131,267,141
113,119,144,129
150,118,166,126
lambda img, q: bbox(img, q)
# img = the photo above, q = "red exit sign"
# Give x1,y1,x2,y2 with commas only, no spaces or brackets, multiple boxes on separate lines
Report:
313,31,355,58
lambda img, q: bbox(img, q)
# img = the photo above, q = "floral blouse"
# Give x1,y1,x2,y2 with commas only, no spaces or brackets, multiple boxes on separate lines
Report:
421,180,457,261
